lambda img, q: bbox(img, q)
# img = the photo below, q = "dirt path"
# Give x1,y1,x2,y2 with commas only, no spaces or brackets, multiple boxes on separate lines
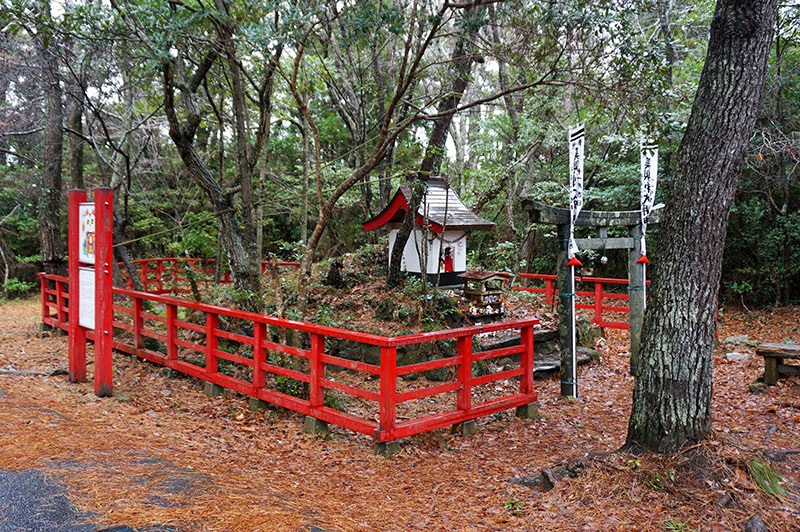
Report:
0,297,798,531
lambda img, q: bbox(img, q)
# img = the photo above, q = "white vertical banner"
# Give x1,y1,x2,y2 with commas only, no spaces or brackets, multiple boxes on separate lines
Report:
568,123,585,261
565,123,585,398
639,142,658,260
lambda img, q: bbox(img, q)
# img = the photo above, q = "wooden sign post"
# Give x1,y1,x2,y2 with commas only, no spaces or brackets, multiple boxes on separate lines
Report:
67,187,114,397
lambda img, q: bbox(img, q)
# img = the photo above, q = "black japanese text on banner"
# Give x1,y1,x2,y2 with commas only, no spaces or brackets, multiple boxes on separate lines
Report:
568,124,585,260
639,143,658,260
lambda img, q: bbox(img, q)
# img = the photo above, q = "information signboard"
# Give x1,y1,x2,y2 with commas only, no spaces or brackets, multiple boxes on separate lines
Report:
78,266,95,330
78,203,96,264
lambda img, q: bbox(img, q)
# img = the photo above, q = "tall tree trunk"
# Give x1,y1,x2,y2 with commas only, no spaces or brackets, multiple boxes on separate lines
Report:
37,0,65,275
626,0,778,452
67,83,84,189
388,12,480,286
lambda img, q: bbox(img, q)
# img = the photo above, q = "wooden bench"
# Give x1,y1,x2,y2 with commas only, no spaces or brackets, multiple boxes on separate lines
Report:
756,343,800,385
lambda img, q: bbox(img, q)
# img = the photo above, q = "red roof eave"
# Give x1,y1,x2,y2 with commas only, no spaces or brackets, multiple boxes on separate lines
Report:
363,191,444,233
363,191,408,231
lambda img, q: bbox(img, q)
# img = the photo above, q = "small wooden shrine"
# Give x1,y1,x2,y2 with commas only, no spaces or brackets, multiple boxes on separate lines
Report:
458,271,512,316
363,177,494,285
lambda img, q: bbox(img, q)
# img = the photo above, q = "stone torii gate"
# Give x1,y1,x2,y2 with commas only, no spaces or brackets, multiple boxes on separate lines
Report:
522,199,662,396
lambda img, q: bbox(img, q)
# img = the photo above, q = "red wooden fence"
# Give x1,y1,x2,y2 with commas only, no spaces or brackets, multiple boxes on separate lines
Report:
125,258,301,294
39,272,538,443
514,273,649,330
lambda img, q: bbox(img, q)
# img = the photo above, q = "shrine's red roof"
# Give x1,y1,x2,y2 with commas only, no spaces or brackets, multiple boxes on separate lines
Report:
363,178,494,232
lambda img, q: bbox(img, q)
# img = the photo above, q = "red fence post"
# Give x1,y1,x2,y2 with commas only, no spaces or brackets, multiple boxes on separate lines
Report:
519,325,534,396
67,189,87,383
545,279,554,306
141,262,148,291
379,346,397,440
39,275,48,323
309,334,325,410
593,282,603,325
55,280,64,325
94,186,114,397
166,304,178,360
252,322,266,390
132,297,143,351
156,260,164,293
456,336,473,412
205,312,218,374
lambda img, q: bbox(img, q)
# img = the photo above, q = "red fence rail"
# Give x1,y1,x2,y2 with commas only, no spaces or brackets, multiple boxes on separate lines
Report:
514,273,649,330
39,272,538,443
123,258,301,294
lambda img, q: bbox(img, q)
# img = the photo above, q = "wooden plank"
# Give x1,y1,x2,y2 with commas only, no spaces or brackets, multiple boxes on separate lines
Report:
379,346,397,434
397,355,460,376
397,381,461,403
523,199,663,226
309,334,324,408
320,378,379,402
778,363,800,376
573,237,633,250
94,187,114,397
764,357,780,385
472,367,524,386
757,343,800,358
166,304,178,360
212,349,253,367
252,322,266,389
457,336,472,411
205,312,218,374
473,344,523,362
261,361,310,383
319,353,380,375
385,393,531,442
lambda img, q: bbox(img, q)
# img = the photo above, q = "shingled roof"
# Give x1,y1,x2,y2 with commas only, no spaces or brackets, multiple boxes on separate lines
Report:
363,178,494,233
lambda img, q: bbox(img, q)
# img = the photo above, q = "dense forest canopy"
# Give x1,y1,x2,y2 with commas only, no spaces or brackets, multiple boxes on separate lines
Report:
0,0,797,305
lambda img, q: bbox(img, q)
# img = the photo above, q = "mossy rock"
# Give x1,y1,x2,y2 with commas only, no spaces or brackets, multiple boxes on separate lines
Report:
435,296,465,328
375,299,395,321
577,317,604,348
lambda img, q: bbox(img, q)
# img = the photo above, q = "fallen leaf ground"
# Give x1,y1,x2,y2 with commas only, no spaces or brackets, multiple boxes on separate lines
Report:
0,297,798,531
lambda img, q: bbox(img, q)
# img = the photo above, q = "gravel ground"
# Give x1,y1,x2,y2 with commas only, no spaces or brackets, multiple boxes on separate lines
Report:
0,469,94,532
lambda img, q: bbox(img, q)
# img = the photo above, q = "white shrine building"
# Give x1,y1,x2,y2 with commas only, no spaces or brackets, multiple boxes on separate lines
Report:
363,177,494,285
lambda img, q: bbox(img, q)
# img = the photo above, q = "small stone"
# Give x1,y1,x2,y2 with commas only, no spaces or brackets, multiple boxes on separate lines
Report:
723,335,759,347
749,381,769,394
716,491,732,507
744,515,768,532
725,352,751,362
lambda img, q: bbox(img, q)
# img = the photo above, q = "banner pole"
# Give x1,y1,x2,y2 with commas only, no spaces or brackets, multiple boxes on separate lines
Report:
571,264,578,397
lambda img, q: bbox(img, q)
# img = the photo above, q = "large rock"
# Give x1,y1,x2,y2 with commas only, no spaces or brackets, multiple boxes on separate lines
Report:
576,316,604,348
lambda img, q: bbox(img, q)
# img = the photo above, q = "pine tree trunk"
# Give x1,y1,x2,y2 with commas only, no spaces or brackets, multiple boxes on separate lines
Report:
37,0,65,276
626,0,778,452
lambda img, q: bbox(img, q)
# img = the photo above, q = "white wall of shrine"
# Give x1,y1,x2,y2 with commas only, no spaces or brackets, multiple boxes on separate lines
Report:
388,228,467,274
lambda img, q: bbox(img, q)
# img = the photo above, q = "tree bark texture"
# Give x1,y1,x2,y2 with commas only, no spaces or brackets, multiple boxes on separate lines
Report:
37,0,65,275
626,0,778,452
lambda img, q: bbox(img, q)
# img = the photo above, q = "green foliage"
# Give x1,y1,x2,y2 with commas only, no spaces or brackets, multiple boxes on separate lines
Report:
749,459,785,498
663,518,696,532
503,499,525,516
468,241,519,272
647,469,676,491
2,278,36,299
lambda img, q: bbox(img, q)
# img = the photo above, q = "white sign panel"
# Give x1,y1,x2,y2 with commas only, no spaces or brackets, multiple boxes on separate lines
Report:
78,203,96,264
78,267,95,330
